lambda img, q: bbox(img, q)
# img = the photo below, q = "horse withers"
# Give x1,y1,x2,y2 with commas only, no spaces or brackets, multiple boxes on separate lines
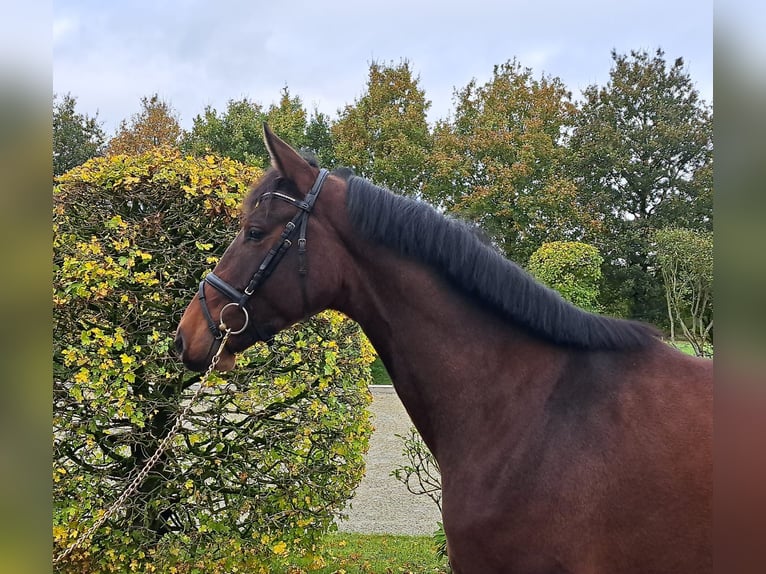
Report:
175,125,712,573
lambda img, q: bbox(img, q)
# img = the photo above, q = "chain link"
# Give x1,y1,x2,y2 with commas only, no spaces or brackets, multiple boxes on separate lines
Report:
53,330,232,566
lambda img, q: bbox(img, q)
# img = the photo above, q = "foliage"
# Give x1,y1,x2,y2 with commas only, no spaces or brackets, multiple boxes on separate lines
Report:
666,339,707,357
106,94,183,155
305,108,338,169
424,59,589,264
183,98,267,165
569,49,713,321
264,86,309,153
653,227,713,356
392,427,446,568
182,88,311,167
391,427,442,511
53,92,106,176
433,522,449,562
527,241,603,312
333,60,432,195
52,49,717,566
53,148,374,572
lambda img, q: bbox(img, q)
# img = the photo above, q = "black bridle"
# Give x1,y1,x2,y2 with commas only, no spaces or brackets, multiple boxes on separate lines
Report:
198,168,330,340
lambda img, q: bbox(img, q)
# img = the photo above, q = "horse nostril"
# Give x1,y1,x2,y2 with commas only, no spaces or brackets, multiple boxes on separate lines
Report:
173,332,185,357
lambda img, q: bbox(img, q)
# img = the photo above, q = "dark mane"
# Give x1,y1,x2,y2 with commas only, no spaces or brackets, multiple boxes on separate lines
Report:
345,177,659,350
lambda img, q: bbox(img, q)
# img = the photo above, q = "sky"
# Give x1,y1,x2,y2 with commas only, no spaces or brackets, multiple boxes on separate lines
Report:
53,0,714,135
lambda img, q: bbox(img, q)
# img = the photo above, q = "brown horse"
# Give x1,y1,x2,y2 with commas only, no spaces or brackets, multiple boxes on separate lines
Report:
175,125,712,573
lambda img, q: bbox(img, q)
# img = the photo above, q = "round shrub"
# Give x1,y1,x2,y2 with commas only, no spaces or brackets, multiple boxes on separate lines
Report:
527,241,603,312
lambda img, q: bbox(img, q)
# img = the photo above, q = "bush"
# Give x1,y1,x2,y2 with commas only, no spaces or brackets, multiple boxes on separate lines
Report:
391,427,442,511
391,427,446,568
527,241,603,312
53,148,374,572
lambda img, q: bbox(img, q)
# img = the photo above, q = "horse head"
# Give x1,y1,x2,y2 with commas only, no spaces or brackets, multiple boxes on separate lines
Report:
175,124,348,371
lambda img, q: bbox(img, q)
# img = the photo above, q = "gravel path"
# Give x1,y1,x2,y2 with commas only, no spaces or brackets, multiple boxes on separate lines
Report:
336,386,442,536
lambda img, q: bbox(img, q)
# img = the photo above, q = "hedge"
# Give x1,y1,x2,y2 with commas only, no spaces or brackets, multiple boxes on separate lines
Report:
53,148,373,572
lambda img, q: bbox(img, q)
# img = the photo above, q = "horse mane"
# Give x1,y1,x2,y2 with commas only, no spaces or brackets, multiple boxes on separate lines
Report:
345,177,659,350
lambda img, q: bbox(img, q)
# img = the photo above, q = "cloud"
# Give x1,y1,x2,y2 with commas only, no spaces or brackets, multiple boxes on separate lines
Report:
53,0,713,133
519,47,561,74
53,17,77,44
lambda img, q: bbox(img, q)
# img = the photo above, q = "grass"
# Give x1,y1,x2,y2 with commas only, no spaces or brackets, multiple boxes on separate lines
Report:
370,357,393,386
667,340,695,355
665,339,713,357
287,532,449,573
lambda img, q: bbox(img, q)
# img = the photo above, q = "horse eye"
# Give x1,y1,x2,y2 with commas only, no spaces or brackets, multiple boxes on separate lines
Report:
247,228,265,242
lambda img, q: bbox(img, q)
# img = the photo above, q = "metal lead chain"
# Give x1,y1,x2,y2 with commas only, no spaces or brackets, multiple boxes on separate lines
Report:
53,330,232,566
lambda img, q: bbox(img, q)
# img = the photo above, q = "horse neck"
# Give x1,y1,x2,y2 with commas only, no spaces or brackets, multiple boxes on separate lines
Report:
335,241,567,466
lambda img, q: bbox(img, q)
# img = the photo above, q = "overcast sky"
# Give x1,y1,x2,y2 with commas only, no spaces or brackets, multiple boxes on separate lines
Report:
53,0,713,135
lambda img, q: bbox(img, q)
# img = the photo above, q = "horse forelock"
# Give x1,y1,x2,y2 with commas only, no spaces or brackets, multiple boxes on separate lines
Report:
242,169,280,219
344,177,659,351
241,152,322,219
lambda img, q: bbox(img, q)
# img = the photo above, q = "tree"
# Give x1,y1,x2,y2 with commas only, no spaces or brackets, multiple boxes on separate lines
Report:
182,88,309,167
106,94,182,155
53,93,105,176
332,60,432,194
53,149,374,571
653,227,713,356
183,98,266,165
425,59,589,264
264,86,308,153
305,108,337,168
528,241,603,313
569,49,713,321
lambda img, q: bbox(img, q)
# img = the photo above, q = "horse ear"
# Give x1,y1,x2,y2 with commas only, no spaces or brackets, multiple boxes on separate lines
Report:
263,122,316,195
